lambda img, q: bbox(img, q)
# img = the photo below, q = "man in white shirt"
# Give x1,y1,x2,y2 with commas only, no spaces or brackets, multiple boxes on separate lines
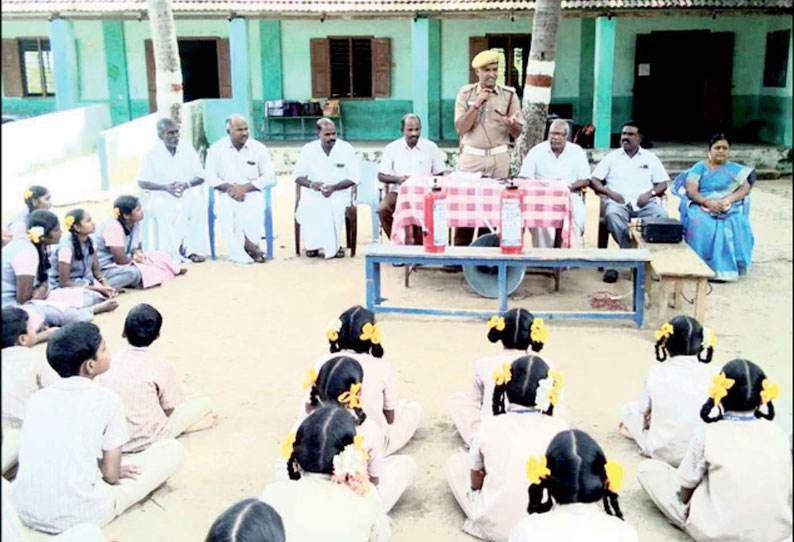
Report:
590,121,669,282
518,119,591,248
377,114,447,242
138,118,208,264
205,114,275,264
293,118,360,259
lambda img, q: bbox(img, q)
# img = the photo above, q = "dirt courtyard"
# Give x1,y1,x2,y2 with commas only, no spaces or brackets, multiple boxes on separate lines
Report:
16,177,793,542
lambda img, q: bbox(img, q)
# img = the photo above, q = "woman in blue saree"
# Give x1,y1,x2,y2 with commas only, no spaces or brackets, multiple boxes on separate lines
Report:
674,134,754,281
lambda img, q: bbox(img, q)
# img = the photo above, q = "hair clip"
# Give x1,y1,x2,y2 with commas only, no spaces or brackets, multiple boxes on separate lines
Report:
492,362,512,386
760,379,780,405
487,315,506,331
655,322,674,341
64,215,75,230
280,432,297,459
26,226,44,244
23,189,34,200
702,327,717,349
530,317,549,343
526,455,551,485
302,368,318,390
708,372,735,407
359,322,381,344
604,459,625,493
338,382,362,409
113,207,121,219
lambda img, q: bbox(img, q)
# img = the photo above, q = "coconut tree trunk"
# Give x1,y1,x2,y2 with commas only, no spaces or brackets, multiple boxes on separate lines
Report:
147,0,183,126
513,0,562,172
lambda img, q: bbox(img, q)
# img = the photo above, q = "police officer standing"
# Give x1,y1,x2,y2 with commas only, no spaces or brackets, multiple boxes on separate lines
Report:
454,49,523,245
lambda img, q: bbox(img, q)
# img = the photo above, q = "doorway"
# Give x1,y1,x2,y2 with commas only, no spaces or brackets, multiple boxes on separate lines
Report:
632,30,734,142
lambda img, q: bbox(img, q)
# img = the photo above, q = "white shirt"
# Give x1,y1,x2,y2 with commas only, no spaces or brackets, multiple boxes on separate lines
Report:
138,140,204,209
1,346,60,430
592,146,669,207
11,377,129,533
205,136,275,191
293,139,360,189
378,137,446,193
518,141,591,190
508,503,640,542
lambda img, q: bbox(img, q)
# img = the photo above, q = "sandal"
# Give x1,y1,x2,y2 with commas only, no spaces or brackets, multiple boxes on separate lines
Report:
188,254,206,263
305,249,320,258
333,247,346,259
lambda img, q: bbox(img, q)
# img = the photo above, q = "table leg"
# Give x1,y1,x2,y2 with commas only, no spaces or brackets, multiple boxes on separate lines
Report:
634,262,646,328
366,259,380,311
694,278,707,321
673,281,683,309
645,262,653,308
658,279,672,324
498,264,508,312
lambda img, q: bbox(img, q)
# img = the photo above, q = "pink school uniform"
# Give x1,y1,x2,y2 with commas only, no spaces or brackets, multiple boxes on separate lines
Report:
1,346,60,430
508,503,639,542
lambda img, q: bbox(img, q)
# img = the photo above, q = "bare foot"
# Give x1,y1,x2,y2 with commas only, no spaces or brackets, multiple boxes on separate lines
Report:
618,422,632,439
184,412,219,434
34,326,59,345
92,299,119,315
177,268,188,276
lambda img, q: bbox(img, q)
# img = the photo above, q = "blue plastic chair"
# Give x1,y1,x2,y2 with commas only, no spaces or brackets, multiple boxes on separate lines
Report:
208,173,277,261
671,170,752,219
357,160,382,243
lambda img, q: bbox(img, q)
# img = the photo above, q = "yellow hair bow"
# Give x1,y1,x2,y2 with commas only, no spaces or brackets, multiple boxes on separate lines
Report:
338,382,363,409
526,455,551,485
487,315,506,331
530,318,549,344
492,362,512,386
23,189,33,200
64,215,75,229
547,369,564,405
26,226,44,244
708,372,735,407
326,328,338,342
353,434,370,461
359,322,381,344
302,368,318,390
655,322,674,341
703,327,717,348
280,432,297,459
604,459,625,493
113,207,121,219
760,379,780,405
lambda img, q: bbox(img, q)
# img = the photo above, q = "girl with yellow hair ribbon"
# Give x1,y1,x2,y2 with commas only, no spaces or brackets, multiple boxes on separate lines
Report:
5,185,51,244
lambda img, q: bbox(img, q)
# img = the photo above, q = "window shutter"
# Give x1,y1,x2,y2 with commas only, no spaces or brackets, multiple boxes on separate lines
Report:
217,38,232,98
469,36,488,84
2,39,23,97
372,38,390,98
310,38,331,98
144,39,156,112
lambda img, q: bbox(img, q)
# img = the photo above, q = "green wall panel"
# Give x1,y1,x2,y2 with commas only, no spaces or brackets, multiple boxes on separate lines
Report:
1,98,56,117
339,100,412,140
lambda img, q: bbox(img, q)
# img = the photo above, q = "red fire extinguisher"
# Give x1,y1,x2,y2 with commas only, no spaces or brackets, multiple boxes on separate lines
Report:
423,177,448,253
499,180,524,254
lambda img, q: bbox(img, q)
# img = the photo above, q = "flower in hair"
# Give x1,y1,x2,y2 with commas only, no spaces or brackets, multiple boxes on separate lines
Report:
604,459,625,493
487,315,506,331
760,379,780,405
23,189,34,200
535,375,554,412
708,372,735,407
280,432,297,459
353,434,370,462
113,207,122,219
702,327,716,349
332,437,371,496
338,382,363,409
492,363,512,386
526,455,550,485
655,322,674,341
530,318,549,343
359,322,381,344
326,318,342,342
26,226,44,244
64,215,75,230
547,370,564,405
302,368,318,390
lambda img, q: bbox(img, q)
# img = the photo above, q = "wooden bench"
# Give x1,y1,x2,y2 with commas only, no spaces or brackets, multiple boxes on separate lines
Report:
364,244,651,327
629,228,714,324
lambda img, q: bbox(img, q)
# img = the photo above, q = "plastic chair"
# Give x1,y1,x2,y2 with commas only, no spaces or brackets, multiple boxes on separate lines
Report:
208,173,277,261
357,160,382,243
671,170,752,219
139,188,159,251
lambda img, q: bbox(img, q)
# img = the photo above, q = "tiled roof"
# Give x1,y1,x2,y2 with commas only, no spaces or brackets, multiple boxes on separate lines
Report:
1,0,790,14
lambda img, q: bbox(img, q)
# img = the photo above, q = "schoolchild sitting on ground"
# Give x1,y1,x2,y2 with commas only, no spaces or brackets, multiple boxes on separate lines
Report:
638,358,792,542
1,306,60,474
619,316,717,466
296,355,416,513
10,322,186,533
509,429,639,542
99,303,216,453
446,355,570,542
5,185,52,243
263,405,389,542
448,309,550,446
307,305,421,456
204,498,285,542
47,208,120,315
93,195,186,290
1,210,117,335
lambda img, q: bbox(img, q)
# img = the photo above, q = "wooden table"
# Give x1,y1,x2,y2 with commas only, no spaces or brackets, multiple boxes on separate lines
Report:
630,228,714,323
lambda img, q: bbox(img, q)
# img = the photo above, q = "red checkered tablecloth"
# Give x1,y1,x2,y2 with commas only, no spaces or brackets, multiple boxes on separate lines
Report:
391,176,576,248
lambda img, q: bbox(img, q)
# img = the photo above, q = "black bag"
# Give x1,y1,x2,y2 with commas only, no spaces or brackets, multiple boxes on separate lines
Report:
301,102,322,116
641,217,683,243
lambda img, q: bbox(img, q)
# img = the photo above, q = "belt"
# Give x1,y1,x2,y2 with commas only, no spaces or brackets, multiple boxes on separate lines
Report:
462,144,508,157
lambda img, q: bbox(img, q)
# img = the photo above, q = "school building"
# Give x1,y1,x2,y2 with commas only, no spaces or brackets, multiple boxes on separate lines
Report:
1,0,792,147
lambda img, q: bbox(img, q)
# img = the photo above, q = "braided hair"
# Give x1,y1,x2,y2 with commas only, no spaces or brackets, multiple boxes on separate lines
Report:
654,315,713,363
309,356,367,424
113,195,140,236
492,355,555,416
328,305,384,358
27,209,60,284
528,429,624,520
286,405,357,481
204,499,285,542
64,209,94,262
700,359,776,424
487,308,546,352
23,185,49,211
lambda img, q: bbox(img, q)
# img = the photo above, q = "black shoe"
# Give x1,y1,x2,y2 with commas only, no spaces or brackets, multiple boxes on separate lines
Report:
602,269,619,283
305,249,320,258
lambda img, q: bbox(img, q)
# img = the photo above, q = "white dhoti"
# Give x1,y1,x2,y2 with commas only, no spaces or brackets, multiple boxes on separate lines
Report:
531,192,585,248
296,189,350,259
214,190,264,264
145,188,208,263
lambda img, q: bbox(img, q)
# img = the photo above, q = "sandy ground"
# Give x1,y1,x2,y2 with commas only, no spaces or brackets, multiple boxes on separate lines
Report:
12,176,793,542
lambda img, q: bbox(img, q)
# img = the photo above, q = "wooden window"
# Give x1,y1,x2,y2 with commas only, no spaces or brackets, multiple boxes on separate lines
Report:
763,30,790,88
310,37,390,99
2,38,54,97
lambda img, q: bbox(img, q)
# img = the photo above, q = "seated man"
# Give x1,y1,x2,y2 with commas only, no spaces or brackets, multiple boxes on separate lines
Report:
590,120,669,282
205,114,274,264
138,118,208,264
518,118,590,248
378,113,447,244
293,118,359,259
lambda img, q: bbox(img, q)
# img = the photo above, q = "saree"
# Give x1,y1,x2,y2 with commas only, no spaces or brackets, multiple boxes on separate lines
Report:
674,161,754,281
